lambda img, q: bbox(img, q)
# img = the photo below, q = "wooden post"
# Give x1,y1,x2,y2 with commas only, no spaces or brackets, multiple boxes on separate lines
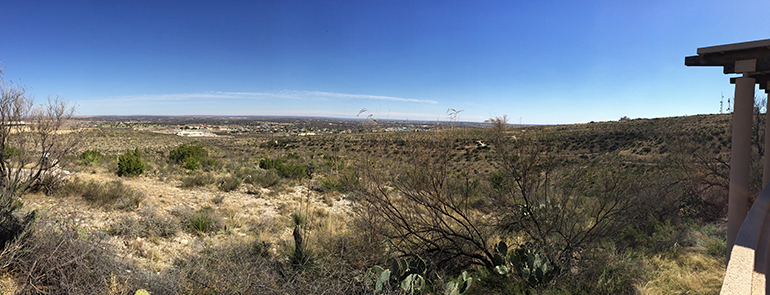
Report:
728,75,756,263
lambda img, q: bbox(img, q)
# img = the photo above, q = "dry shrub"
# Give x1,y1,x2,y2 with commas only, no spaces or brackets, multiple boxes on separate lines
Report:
62,178,144,211
174,232,364,294
138,206,179,238
559,245,646,294
110,206,179,238
0,216,135,295
347,202,390,269
355,131,496,272
28,171,69,196
217,175,242,192
173,237,284,294
109,214,142,238
179,173,215,188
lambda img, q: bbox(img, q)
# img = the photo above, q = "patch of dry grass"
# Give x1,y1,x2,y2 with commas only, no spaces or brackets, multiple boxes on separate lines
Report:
639,251,725,295
0,272,18,295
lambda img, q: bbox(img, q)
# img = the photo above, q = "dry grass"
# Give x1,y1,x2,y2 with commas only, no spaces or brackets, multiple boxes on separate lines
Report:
639,252,725,295
0,272,18,295
3,116,741,293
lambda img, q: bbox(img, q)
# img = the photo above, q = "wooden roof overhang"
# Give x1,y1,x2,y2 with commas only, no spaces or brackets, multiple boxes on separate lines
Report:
685,39,770,93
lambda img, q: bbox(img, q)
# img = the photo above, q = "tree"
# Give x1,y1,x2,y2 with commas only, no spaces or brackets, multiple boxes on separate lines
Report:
0,69,78,247
0,74,78,200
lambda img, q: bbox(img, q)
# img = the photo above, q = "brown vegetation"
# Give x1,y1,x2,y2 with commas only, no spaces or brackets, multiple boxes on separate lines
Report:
0,111,740,294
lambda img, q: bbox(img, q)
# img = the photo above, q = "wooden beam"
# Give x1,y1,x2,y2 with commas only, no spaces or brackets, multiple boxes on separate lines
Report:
697,38,770,55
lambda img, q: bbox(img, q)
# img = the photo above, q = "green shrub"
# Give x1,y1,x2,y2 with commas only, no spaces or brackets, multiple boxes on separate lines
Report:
706,239,726,258
178,207,223,234
200,157,221,170
2,145,21,158
316,171,358,193
169,144,208,163
258,158,283,171
118,148,144,176
183,157,201,171
170,145,217,171
258,158,308,179
78,149,103,165
279,164,307,179
236,167,281,188
218,176,242,192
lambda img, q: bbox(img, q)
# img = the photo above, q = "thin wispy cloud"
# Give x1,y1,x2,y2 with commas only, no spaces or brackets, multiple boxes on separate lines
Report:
290,91,438,104
83,91,437,104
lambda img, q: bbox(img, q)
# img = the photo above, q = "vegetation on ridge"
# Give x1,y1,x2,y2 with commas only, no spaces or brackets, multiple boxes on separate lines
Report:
0,109,744,294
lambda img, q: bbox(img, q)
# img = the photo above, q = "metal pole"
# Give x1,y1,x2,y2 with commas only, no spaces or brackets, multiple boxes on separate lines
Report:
764,86,770,188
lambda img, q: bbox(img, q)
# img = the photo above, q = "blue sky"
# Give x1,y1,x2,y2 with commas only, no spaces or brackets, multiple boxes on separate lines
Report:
1,1,769,124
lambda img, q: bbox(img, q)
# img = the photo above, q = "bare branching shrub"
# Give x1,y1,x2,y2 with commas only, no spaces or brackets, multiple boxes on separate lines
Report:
0,70,79,248
0,216,136,295
0,88,78,199
356,131,496,271
355,117,653,290
485,115,508,134
488,123,653,279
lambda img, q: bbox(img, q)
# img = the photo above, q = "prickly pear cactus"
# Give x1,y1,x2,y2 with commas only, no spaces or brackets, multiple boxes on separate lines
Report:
359,256,432,294
509,243,558,287
444,271,473,295
492,241,558,287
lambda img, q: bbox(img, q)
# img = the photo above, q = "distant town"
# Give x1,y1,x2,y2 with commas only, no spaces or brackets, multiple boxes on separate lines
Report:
74,116,495,137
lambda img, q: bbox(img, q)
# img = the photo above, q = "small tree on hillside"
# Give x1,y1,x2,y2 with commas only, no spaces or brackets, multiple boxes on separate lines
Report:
0,69,78,248
0,75,78,201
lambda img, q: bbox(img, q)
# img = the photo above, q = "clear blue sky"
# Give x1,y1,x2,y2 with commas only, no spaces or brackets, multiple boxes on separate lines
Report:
1,1,769,124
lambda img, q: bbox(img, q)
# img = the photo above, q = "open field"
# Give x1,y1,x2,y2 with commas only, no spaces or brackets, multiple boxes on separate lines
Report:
0,114,739,294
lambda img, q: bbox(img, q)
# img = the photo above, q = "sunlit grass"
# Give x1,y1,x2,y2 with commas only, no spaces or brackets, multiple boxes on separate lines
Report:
639,251,725,295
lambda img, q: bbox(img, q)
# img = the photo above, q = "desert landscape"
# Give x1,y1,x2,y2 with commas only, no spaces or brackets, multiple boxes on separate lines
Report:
0,112,738,294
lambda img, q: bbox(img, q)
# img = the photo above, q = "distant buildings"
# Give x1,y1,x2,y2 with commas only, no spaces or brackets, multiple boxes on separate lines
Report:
176,130,216,137
1,121,26,126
